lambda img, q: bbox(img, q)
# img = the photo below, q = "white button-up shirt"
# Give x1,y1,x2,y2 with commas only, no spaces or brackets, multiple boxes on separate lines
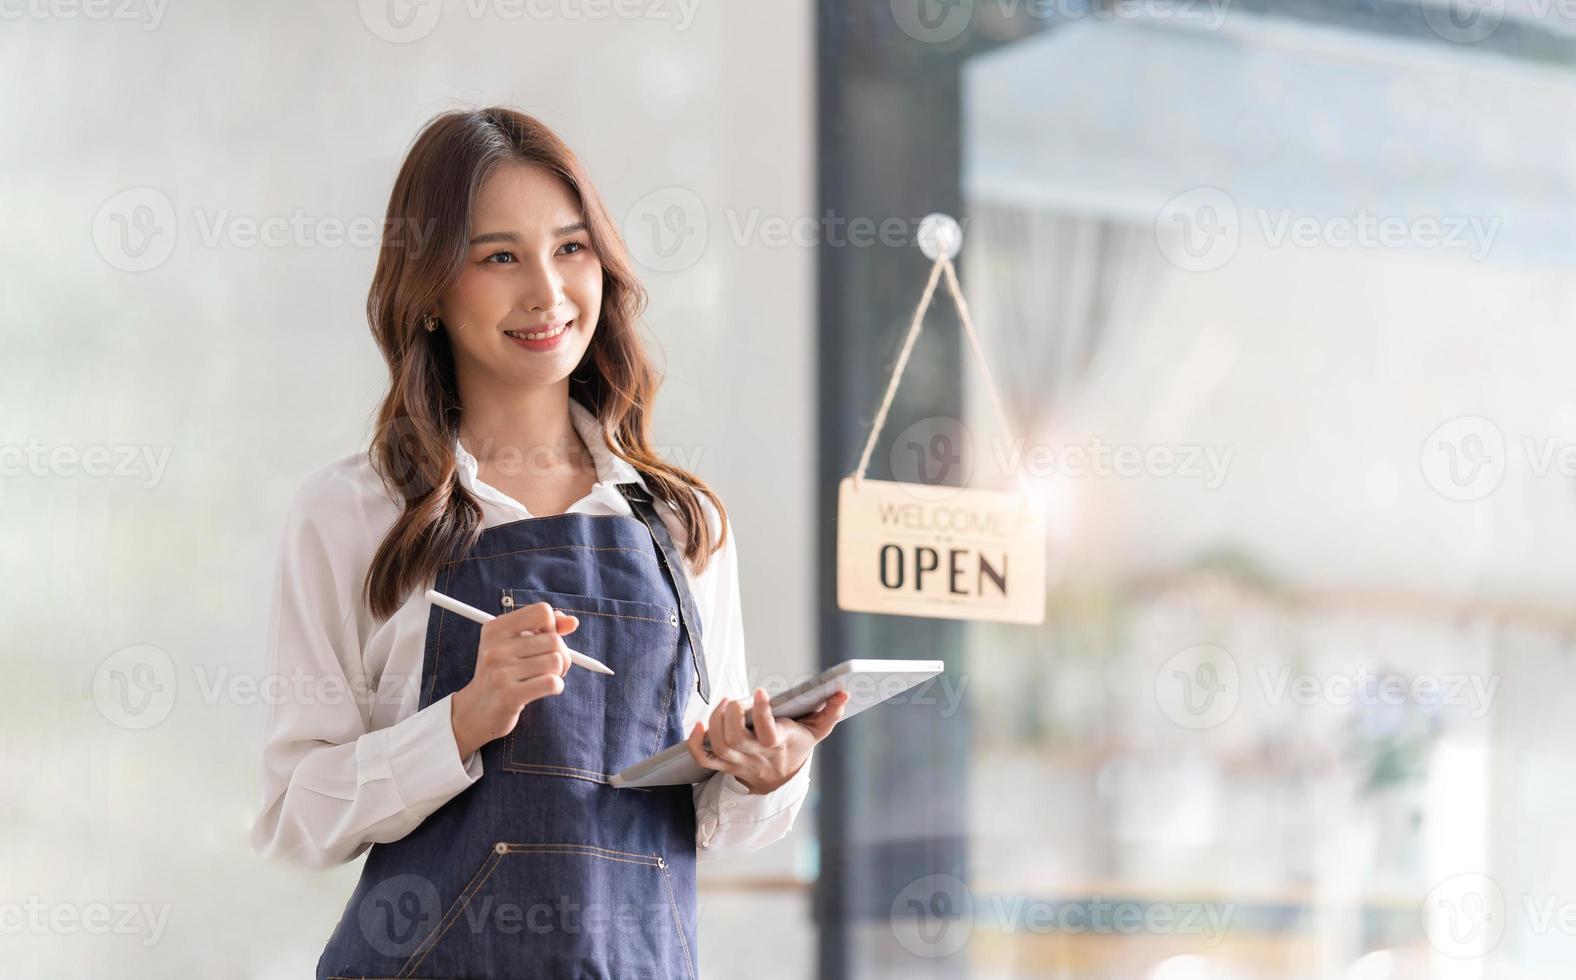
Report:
250,397,812,869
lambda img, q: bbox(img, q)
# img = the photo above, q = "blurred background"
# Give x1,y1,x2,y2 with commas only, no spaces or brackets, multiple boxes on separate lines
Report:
4,0,1576,977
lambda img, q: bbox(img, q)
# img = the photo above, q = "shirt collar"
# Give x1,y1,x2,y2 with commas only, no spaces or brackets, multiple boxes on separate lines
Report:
453,398,646,507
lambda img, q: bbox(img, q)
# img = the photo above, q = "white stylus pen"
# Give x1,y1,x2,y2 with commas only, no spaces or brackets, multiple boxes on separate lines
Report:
425,589,616,676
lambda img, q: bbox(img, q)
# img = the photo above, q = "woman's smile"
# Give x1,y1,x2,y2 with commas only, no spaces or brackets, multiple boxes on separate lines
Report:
503,318,574,351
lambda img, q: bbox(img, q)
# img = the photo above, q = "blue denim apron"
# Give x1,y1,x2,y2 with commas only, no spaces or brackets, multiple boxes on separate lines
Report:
318,482,711,980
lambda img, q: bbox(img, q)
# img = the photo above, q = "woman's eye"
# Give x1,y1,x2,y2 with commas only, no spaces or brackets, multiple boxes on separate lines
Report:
478,241,587,264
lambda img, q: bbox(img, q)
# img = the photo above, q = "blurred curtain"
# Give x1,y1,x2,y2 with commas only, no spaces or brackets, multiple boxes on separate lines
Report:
965,202,1166,432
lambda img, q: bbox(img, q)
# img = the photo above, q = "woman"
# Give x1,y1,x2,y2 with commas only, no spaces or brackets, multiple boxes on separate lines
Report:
251,106,848,979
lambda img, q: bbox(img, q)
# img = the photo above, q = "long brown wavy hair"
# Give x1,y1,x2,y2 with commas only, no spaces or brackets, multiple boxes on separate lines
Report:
361,106,727,620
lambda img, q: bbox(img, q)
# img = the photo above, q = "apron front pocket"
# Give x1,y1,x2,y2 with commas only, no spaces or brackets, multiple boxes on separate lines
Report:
398,842,696,980
498,588,681,783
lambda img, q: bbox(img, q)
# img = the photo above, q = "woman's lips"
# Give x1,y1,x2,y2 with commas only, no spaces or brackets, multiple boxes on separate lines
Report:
504,320,572,351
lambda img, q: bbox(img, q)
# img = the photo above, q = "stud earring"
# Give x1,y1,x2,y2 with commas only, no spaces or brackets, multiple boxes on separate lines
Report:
421,313,439,333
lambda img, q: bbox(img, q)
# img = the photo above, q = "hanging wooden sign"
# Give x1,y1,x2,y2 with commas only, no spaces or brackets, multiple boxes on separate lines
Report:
837,476,1046,623
836,215,1047,625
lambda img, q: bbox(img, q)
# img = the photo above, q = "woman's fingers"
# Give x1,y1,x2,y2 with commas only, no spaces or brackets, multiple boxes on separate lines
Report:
707,698,750,764
476,630,570,682
725,696,773,760
685,721,722,771
686,691,798,779
482,603,577,647
492,611,578,677
488,630,567,664
796,690,851,741
513,647,572,681
487,600,556,638
511,672,565,703
750,688,782,748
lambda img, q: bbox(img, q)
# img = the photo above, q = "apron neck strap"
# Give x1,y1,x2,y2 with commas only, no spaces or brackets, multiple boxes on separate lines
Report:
616,482,711,704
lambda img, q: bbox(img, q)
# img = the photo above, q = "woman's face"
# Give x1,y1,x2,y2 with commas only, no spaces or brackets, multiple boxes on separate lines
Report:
435,161,603,391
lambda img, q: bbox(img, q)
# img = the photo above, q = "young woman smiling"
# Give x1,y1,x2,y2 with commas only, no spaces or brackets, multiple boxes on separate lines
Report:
251,106,848,979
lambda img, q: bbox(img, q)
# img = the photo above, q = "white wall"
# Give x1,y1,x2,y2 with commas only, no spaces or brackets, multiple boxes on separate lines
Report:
0,2,818,975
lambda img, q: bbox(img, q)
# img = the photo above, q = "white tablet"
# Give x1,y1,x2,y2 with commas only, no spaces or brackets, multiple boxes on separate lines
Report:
609,659,945,788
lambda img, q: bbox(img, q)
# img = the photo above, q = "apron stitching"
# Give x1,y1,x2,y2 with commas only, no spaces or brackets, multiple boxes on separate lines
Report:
495,761,654,791
497,760,610,780
496,765,606,786
657,858,698,980
399,847,506,978
465,511,649,542
501,843,657,860
548,606,675,625
498,843,663,864
501,591,677,625
399,845,675,975
445,543,655,566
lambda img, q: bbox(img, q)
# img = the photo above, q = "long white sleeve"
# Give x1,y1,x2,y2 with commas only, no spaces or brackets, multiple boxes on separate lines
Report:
684,515,814,861
250,465,483,869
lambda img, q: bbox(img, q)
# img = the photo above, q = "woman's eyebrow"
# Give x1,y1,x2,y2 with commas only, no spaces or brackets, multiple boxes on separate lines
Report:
468,221,587,246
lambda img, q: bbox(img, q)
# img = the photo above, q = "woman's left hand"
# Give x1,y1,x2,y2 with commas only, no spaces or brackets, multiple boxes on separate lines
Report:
685,687,851,794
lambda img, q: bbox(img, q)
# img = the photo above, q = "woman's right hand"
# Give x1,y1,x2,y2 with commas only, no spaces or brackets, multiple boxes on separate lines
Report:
450,601,581,760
